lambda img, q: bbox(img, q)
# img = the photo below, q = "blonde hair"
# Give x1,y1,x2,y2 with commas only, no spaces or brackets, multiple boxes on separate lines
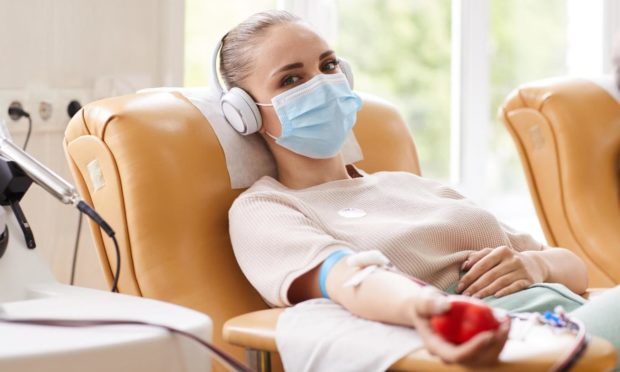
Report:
219,10,301,90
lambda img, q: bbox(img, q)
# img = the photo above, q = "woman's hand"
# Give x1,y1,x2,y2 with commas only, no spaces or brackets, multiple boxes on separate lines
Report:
457,246,548,298
409,288,511,366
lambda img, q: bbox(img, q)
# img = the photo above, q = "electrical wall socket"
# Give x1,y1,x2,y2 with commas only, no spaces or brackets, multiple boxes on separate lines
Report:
0,88,93,131
8,101,25,121
39,101,53,121
0,90,30,128
56,88,92,123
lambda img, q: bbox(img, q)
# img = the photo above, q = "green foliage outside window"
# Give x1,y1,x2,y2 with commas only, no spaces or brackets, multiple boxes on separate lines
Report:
488,0,567,194
335,0,452,180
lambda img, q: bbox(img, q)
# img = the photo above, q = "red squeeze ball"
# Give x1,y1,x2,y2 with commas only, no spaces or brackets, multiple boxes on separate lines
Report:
430,299,500,344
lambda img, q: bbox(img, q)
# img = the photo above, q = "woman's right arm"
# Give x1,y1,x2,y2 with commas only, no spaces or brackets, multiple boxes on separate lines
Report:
289,259,511,367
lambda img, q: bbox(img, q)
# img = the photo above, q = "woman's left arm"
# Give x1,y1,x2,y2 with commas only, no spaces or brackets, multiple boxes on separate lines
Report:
524,247,588,294
457,246,589,298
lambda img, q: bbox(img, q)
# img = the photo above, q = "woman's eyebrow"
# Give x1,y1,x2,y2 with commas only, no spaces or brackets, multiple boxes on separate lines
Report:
319,50,334,59
271,62,304,77
270,50,336,78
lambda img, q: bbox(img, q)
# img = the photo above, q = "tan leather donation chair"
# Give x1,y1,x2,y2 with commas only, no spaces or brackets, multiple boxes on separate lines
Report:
500,77,620,288
65,89,616,371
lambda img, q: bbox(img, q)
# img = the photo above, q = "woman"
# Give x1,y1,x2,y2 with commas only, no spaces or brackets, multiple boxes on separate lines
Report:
225,10,619,368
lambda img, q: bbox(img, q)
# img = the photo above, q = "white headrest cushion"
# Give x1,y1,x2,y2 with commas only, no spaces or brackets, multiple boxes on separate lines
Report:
138,87,364,189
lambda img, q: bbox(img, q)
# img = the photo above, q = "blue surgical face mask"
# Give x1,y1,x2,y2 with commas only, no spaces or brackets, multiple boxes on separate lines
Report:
257,73,363,159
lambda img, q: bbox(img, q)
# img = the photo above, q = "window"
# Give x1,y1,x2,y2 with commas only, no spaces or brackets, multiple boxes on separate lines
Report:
334,0,452,181
483,0,568,240
184,0,276,87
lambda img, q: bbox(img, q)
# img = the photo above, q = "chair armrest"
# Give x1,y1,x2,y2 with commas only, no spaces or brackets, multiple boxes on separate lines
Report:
223,309,617,371
223,308,282,351
391,337,616,371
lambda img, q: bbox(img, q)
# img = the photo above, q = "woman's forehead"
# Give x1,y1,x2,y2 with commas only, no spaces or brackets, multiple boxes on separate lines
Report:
257,23,330,65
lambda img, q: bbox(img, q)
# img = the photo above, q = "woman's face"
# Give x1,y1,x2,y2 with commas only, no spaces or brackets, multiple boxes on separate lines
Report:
244,21,342,137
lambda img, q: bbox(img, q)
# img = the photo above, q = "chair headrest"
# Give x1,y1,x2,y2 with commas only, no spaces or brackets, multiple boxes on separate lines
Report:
138,87,364,189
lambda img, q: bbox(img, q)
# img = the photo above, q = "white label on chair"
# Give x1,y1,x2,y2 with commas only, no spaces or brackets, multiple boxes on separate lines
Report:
529,125,545,149
87,159,105,192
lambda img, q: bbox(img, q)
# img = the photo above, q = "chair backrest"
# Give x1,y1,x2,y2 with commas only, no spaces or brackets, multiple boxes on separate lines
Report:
500,77,620,287
64,91,420,359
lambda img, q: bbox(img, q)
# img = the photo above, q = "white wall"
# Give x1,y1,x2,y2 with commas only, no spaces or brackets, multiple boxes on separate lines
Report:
0,0,184,289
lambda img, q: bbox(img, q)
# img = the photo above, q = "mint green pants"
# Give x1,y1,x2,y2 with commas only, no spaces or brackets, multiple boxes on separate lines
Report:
447,282,620,370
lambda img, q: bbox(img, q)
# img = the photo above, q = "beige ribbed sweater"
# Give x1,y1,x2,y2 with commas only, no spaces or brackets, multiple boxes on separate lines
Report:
228,168,543,307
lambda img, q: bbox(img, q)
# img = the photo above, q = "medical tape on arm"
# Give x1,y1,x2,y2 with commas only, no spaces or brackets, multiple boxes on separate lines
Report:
343,250,392,288
319,250,391,298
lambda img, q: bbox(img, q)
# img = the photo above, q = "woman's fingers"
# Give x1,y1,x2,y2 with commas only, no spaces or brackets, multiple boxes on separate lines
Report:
463,318,511,366
414,315,462,358
413,307,470,362
458,246,541,298
494,279,530,297
464,263,516,297
419,325,467,363
445,331,496,363
461,247,493,271
416,304,511,367
469,272,516,298
452,318,511,366
457,247,509,293
486,319,511,361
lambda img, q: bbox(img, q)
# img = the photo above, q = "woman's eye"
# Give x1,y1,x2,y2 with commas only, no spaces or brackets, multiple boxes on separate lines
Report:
281,75,301,87
321,59,340,72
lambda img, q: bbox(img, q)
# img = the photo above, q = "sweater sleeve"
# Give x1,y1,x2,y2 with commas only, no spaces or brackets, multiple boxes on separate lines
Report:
499,221,545,252
229,193,354,307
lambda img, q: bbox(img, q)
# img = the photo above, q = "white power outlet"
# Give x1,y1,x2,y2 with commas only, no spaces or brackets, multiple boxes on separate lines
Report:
39,101,53,121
